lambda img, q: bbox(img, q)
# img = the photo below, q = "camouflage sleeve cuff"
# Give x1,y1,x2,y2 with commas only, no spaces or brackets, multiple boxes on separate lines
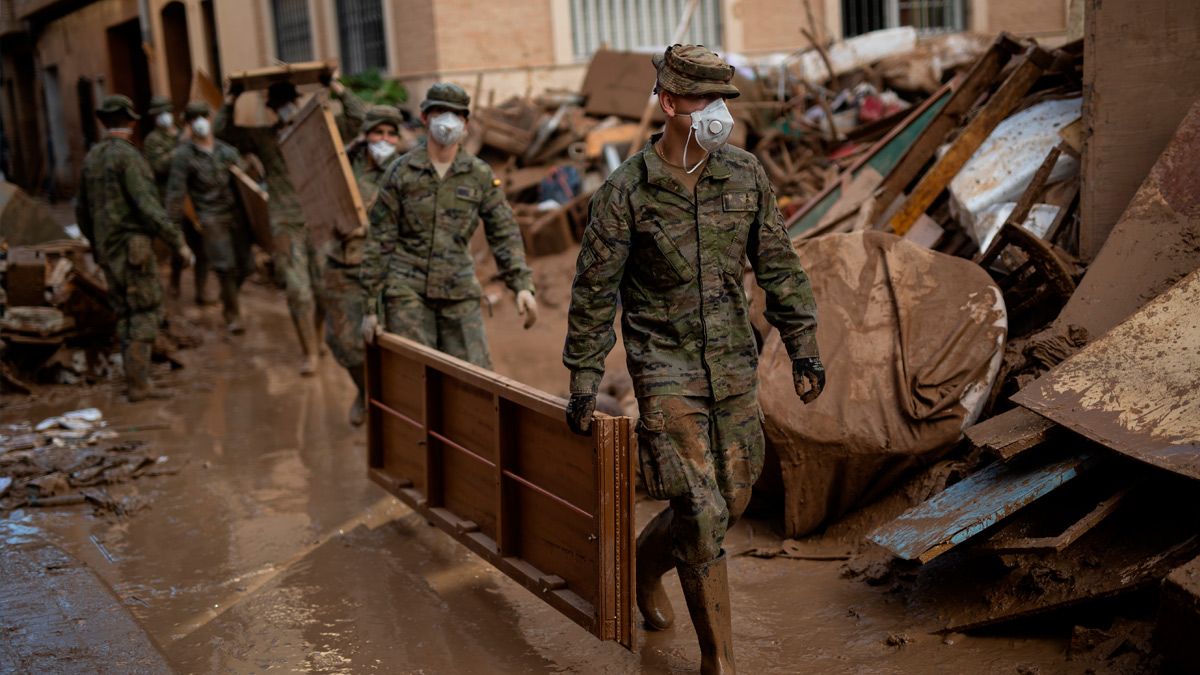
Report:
569,369,603,396
782,330,819,361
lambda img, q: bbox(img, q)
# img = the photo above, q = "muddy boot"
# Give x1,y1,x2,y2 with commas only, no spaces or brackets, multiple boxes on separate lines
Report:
348,366,367,426
125,340,173,402
293,312,319,376
677,551,735,675
219,275,244,334
637,507,678,630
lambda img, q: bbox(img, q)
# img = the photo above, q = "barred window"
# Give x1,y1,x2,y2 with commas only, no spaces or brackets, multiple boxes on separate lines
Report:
842,0,964,38
337,0,387,75
273,0,313,63
570,0,723,62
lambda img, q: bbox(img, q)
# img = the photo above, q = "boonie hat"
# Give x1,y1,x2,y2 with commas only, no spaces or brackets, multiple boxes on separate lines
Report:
266,81,299,108
420,83,470,114
360,105,403,135
652,45,740,99
148,95,173,115
184,101,212,119
96,94,141,120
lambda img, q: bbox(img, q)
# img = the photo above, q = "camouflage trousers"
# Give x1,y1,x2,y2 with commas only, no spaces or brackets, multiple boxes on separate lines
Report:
272,221,325,320
636,389,764,565
323,258,365,370
382,289,492,369
200,216,256,280
102,235,165,343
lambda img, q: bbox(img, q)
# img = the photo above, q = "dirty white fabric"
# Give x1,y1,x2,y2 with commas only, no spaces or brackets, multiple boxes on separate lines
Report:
754,231,1007,537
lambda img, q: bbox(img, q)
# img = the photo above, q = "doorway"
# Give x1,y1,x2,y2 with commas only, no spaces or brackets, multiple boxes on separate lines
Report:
161,2,193,109
106,18,153,140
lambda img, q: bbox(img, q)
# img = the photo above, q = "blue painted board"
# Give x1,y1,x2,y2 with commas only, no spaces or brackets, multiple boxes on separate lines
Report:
868,448,1104,562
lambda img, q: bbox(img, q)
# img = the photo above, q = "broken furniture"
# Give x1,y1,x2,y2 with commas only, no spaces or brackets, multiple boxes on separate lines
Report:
365,333,635,650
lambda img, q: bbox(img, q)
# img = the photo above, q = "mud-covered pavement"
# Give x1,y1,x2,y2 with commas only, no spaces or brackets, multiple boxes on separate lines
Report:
1,273,1084,674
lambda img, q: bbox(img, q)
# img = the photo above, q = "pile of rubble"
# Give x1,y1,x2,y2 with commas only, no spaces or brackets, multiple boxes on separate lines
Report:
0,407,179,516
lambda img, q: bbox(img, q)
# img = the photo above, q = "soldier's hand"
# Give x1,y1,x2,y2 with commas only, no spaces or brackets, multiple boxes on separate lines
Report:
361,314,380,346
516,290,539,330
793,357,826,404
177,245,196,269
566,394,596,436
227,80,244,98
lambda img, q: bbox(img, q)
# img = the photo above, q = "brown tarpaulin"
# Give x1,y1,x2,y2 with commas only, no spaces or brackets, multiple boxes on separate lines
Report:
756,231,1007,537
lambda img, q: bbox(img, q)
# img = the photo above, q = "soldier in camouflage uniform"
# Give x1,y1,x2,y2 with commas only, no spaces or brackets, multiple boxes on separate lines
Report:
360,83,538,368
325,105,403,425
143,94,211,305
76,95,195,402
166,101,256,334
562,46,827,675
216,76,365,375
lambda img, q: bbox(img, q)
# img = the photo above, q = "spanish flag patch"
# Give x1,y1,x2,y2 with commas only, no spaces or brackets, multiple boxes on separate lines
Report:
493,178,502,186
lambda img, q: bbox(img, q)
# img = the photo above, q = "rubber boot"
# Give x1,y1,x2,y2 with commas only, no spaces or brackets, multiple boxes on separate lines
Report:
637,507,678,630
293,311,319,376
219,274,244,334
677,551,735,675
348,365,367,426
125,340,173,402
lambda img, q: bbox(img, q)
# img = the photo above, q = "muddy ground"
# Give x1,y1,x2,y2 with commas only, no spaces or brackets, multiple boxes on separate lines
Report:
1,253,1094,674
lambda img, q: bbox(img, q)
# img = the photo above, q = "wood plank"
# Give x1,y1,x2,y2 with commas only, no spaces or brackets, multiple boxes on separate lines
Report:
867,446,1104,563
965,406,1064,460
1081,0,1200,260
229,165,273,253
1013,270,1200,481
888,46,1052,235
227,60,336,92
278,90,366,247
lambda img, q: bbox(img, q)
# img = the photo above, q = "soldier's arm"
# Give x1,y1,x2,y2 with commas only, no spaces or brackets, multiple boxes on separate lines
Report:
331,87,367,144
478,166,535,295
360,166,401,315
146,136,175,181
164,146,189,224
747,162,819,360
125,152,186,251
561,181,631,396
214,101,261,155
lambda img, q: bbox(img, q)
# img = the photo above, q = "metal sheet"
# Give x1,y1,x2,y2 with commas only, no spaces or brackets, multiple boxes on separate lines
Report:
868,447,1102,562
1014,269,1200,480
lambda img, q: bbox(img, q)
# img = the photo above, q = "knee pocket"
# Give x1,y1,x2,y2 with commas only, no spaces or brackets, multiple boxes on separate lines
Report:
636,411,690,500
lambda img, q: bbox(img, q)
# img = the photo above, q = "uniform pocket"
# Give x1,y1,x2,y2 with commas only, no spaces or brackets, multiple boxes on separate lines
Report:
652,228,695,283
636,410,690,501
127,234,153,268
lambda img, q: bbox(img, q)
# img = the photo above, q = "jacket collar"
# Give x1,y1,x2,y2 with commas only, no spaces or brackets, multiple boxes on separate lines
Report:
641,132,732,198
409,143,472,178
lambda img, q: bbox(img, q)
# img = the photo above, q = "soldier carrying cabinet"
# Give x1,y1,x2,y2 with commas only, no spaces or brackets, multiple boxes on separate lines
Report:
360,83,539,367
76,95,196,402
561,46,827,675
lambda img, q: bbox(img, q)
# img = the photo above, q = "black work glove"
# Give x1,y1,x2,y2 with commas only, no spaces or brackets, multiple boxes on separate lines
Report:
227,80,245,97
793,357,826,405
566,394,596,436
319,71,334,87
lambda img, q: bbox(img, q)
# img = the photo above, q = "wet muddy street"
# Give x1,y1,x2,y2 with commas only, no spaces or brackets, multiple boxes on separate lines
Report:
2,280,1083,674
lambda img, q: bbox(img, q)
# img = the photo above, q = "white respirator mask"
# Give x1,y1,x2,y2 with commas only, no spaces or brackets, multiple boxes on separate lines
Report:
429,112,464,147
276,102,299,124
368,139,397,166
679,98,734,174
156,112,173,129
190,117,211,138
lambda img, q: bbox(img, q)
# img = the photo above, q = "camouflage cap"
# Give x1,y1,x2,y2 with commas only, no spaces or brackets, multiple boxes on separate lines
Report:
420,83,470,114
266,81,299,108
184,101,212,119
96,94,141,120
360,105,403,135
148,95,173,115
652,45,740,99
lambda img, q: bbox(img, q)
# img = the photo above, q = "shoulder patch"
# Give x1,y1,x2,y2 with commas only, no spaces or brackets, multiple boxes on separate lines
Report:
493,178,502,187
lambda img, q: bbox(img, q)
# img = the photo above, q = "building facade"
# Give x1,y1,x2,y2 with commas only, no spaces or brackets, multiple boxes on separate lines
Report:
0,0,1079,198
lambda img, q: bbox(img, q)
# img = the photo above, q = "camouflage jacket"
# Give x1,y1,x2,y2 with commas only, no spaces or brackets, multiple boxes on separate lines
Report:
76,137,186,261
563,135,819,401
214,89,365,227
143,127,181,200
360,145,534,311
326,148,392,266
165,139,242,228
